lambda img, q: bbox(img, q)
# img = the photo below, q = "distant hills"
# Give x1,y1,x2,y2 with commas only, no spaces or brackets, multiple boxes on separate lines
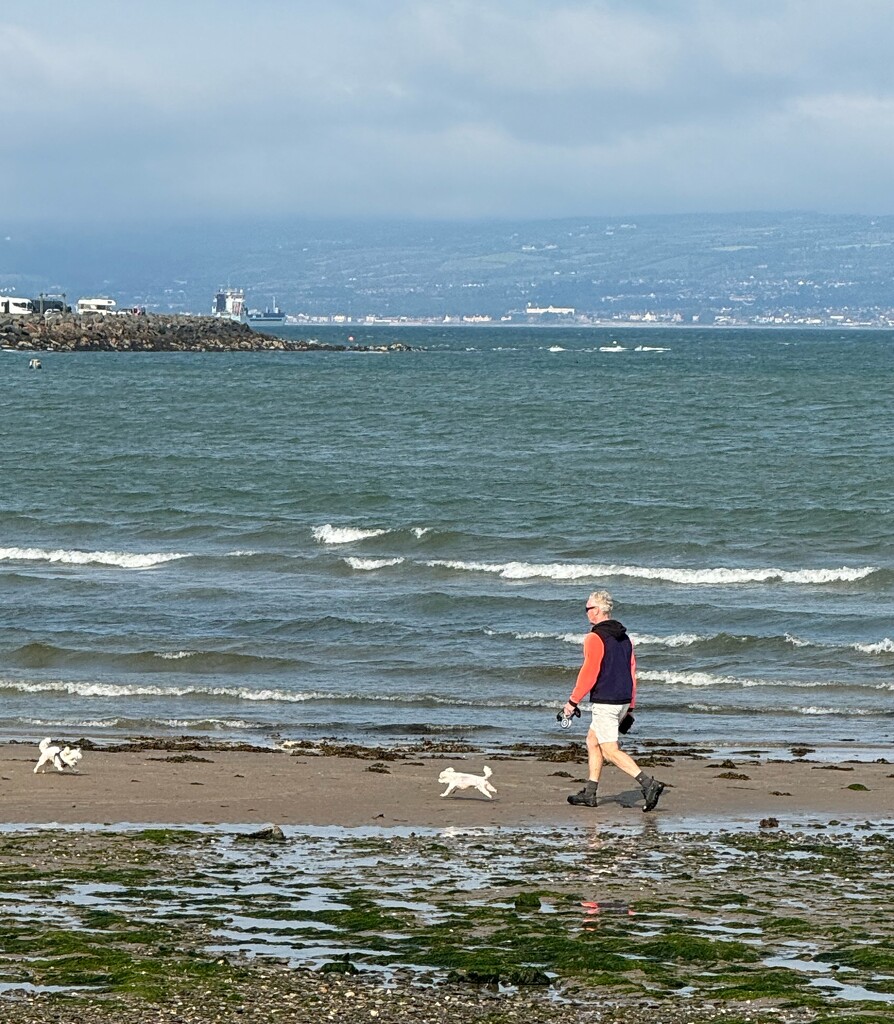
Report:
3,212,894,324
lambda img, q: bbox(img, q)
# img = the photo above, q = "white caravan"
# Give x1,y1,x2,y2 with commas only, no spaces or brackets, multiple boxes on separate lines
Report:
77,297,117,315
0,297,34,315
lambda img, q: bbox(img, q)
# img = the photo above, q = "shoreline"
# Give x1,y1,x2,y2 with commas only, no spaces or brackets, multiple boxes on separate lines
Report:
5,738,891,827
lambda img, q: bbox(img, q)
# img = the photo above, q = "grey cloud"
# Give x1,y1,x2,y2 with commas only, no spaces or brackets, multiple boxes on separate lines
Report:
2,0,894,222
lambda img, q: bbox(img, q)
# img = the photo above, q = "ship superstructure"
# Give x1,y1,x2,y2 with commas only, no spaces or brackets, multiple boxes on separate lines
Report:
212,288,246,322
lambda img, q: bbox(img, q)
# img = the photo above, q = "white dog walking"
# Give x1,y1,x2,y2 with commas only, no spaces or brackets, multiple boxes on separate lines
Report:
33,737,83,774
437,765,497,799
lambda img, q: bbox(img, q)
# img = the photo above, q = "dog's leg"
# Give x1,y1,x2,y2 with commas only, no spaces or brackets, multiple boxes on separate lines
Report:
33,754,48,774
485,781,497,794
477,783,493,799
52,754,65,772
440,784,455,798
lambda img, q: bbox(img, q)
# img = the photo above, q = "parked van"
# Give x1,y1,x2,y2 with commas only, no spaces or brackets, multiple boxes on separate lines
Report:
0,297,34,315
76,297,117,315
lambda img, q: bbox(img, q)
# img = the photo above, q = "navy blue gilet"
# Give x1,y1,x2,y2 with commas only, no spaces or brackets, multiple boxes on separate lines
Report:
588,620,634,704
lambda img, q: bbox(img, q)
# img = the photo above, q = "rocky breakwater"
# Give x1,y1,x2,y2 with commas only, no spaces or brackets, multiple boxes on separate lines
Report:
0,313,287,352
0,314,412,353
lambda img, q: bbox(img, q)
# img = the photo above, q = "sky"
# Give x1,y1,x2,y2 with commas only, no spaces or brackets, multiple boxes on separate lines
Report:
4,0,894,224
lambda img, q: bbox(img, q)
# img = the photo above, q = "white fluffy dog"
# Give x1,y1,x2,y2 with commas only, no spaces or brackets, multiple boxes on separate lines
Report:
33,737,83,774
437,765,496,799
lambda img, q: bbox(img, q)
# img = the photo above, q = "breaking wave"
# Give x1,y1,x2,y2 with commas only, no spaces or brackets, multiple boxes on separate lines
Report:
425,559,876,585
0,680,333,702
344,557,405,570
490,628,706,648
853,638,894,655
312,525,388,544
0,546,189,569
0,679,561,710
640,669,894,692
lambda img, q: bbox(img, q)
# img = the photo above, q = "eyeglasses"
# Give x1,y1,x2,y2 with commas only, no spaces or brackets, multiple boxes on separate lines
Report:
585,605,597,612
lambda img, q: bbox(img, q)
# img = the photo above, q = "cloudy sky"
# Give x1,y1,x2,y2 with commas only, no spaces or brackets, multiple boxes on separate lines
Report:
4,0,894,224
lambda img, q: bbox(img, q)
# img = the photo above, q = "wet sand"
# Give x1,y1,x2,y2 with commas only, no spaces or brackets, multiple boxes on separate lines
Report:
5,740,892,826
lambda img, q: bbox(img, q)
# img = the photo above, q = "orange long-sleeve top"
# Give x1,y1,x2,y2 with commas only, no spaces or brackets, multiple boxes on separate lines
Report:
569,631,637,708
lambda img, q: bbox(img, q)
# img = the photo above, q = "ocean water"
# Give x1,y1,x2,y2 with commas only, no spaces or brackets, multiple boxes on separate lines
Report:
1,327,891,750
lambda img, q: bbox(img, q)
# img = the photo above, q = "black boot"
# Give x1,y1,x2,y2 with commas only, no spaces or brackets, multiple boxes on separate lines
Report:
641,777,665,812
567,782,598,807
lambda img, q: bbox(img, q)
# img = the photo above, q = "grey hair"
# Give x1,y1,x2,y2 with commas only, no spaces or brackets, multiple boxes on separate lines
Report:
587,590,614,616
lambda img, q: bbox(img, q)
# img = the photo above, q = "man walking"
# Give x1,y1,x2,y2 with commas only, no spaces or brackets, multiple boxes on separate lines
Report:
562,590,665,812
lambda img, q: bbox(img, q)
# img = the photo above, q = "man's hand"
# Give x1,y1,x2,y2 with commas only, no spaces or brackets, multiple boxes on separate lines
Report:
562,702,578,718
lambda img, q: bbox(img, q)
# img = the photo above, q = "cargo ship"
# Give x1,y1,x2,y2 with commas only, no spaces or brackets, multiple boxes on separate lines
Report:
246,299,286,326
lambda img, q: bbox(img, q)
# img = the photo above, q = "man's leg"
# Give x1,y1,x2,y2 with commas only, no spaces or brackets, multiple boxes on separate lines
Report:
567,727,604,807
600,741,665,812
598,741,639,778
586,727,605,782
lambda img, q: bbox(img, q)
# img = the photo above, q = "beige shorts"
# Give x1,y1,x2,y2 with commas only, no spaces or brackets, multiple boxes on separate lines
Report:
588,702,631,744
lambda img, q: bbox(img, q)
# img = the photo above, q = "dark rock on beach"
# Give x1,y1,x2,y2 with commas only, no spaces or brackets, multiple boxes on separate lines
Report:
0,313,413,353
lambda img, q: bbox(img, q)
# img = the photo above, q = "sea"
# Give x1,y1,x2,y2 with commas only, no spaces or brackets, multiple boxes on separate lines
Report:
1,326,891,753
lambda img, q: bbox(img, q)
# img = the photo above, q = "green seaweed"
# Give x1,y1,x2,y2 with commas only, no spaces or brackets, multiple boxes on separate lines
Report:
819,943,894,972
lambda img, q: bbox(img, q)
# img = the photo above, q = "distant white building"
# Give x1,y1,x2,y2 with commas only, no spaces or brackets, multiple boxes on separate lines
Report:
525,304,575,317
0,296,33,315
77,297,117,315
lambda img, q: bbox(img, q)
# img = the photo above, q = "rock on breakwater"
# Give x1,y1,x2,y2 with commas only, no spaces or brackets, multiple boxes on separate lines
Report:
0,313,412,353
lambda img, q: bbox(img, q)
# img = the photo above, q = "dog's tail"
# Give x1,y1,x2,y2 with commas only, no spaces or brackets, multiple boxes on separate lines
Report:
482,765,492,778
38,737,54,753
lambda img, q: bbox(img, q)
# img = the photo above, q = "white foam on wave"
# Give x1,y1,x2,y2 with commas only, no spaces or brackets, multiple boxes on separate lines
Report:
640,669,846,690
425,558,876,585
599,345,626,352
514,630,585,645
686,703,877,717
548,345,565,352
785,634,894,656
21,714,259,730
782,635,894,656
412,527,431,538
21,717,122,728
0,546,188,569
0,680,340,702
0,678,559,710
634,345,670,352
155,718,260,730
645,670,894,693
156,651,198,660
854,638,894,654
631,632,706,647
344,557,405,570
312,525,388,545
493,626,708,648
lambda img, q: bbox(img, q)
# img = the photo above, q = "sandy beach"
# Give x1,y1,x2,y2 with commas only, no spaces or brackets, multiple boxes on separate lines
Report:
5,738,892,825
0,738,891,1023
